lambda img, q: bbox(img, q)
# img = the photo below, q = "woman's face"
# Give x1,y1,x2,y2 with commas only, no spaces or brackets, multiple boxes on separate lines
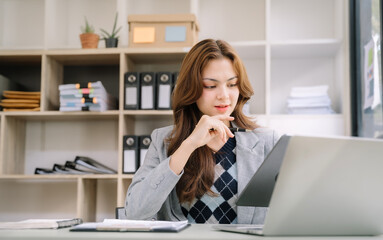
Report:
196,57,239,122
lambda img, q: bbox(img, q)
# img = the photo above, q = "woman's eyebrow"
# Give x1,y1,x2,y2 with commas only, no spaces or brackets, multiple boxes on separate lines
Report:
202,76,238,82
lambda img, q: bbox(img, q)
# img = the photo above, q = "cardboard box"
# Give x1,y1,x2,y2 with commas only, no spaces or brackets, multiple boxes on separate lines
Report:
128,14,199,48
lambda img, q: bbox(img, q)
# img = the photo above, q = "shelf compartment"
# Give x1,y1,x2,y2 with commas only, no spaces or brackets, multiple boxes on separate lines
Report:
123,114,172,136
0,0,45,49
124,49,187,72
270,54,343,115
0,52,42,95
198,0,266,42
269,0,342,41
44,53,120,111
1,116,118,175
0,178,77,221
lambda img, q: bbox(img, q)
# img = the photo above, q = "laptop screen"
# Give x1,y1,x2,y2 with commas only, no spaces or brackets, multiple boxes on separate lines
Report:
236,135,290,207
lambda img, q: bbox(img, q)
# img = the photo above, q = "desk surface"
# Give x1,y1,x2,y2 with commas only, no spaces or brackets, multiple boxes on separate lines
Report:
0,224,381,240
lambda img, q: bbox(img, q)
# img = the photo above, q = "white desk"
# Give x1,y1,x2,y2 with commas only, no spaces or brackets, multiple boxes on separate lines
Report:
0,224,381,240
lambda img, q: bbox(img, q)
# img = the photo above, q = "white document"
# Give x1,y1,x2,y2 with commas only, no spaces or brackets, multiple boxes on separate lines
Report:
372,34,381,109
158,85,171,108
70,219,189,232
125,87,137,105
363,39,375,110
140,149,148,167
0,218,82,229
141,86,153,109
124,150,136,173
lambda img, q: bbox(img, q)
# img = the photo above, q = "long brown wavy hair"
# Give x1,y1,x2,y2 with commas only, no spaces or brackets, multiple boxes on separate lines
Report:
167,39,258,203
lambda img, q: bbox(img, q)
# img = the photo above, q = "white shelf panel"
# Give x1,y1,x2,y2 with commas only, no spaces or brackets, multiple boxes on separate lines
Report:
198,0,265,42
231,41,266,60
271,39,342,58
269,0,342,40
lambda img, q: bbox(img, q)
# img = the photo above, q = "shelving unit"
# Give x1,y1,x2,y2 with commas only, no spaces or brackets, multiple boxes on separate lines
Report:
0,0,349,221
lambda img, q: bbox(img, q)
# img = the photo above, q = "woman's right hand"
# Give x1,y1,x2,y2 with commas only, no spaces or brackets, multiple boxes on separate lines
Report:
184,115,235,151
169,115,234,175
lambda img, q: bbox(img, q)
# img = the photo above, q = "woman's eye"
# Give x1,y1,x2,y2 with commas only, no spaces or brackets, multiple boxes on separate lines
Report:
204,85,216,89
228,83,238,87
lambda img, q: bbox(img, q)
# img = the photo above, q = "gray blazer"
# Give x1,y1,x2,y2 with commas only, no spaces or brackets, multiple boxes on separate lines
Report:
125,125,279,224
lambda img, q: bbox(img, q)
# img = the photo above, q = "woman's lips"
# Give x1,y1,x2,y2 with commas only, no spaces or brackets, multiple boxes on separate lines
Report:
215,105,229,112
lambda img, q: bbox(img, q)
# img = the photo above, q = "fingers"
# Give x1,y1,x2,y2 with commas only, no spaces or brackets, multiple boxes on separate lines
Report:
205,115,235,140
213,115,235,122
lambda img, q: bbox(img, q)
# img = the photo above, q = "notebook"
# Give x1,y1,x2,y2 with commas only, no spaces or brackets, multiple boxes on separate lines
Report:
0,218,82,229
214,135,383,236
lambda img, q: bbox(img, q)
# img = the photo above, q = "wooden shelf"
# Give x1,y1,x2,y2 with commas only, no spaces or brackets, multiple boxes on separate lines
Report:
3,111,120,121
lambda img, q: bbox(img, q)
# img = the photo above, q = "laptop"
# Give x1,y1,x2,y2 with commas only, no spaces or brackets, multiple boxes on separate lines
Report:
214,135,383,236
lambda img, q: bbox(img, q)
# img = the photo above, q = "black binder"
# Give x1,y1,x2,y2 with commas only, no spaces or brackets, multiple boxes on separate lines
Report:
124,72,140,110
156,72,173,110
35,168,55,174
123,135,139,173
139,72,156,110
138,135,152,167
74,156,116,174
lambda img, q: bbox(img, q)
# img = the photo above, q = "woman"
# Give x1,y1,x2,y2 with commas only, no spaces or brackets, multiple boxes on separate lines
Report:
125,39,279,224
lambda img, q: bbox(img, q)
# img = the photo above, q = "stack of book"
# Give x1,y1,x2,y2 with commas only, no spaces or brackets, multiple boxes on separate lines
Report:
0,90,40,111
59,81,116,112
34,156,117,175
286,85,335,114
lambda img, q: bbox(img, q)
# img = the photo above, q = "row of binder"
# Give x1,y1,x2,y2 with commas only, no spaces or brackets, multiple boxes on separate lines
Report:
124,71,178,110
34,156,117,174
123,135,152,173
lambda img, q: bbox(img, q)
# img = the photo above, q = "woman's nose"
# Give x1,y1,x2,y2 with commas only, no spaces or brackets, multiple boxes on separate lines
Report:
217,86,229,99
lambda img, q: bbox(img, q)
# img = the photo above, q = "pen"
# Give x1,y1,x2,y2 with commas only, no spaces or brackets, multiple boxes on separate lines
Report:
210,128,251,133
229,127,252,133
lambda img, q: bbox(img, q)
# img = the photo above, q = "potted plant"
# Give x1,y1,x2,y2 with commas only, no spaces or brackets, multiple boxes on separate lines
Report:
100,13,122,48
79,17,99,49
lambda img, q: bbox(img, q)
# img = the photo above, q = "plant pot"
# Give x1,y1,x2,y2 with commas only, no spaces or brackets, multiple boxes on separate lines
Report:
105,38,118,48
79,33,99,49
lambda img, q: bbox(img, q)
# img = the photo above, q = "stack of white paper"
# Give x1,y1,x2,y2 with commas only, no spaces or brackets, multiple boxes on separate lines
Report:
286,85,334,114
70,219,189,232
58,81,116,112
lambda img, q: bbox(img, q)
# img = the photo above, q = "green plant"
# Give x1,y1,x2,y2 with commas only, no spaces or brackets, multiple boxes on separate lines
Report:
100,13,122,39
81,17,95,34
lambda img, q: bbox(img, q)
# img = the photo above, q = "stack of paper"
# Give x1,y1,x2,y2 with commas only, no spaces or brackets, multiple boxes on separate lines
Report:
286,85,334,114
0,90,40,112
70,219,189,232
0,218,82,229
59,81,116,112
